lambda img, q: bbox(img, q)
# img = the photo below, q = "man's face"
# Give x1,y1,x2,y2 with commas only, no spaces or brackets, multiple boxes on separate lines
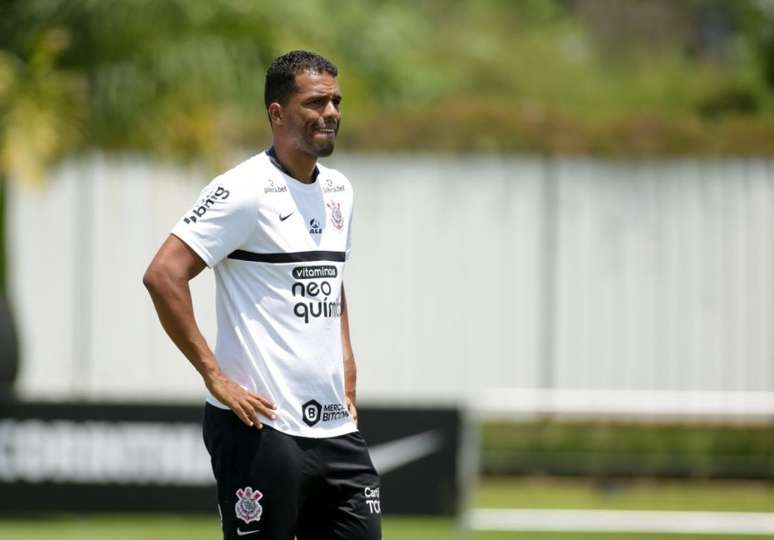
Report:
279,70,341,158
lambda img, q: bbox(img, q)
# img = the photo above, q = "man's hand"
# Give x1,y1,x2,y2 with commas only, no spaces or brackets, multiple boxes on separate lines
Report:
346,396,358,426
341,287,358,427
205,372,277,429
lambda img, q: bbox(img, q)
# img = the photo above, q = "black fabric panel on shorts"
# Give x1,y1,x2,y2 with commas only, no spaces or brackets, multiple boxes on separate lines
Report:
204,405,381,540
204,404,308,540
296,431,382,540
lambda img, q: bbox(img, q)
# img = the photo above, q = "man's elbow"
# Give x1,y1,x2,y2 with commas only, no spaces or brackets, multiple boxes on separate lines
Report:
142,264,166,295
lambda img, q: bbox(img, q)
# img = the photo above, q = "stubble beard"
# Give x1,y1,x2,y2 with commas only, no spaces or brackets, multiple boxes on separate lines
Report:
305,121,339,158
314,141,335,157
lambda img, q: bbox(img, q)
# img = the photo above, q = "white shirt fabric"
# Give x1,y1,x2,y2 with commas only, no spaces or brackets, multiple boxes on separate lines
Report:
171,150,357,438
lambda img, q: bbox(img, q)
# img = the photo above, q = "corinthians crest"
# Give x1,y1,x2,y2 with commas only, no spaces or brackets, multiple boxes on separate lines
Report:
327,201,344,230
235,487,263,524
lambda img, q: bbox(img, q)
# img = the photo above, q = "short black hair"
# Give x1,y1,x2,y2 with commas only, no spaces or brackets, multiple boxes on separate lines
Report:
264,50,338,109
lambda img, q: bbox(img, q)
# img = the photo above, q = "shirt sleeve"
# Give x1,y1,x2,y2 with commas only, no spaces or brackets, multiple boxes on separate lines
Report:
171,178,256,267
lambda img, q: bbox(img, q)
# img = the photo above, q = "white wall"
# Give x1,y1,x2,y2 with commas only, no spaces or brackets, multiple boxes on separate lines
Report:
8,155,774,405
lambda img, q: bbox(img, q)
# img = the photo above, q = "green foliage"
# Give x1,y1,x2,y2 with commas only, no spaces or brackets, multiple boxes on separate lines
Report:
1,0,773,177
0,0,280,174
482,421,774,479
0,26,83,183
0,0,772,292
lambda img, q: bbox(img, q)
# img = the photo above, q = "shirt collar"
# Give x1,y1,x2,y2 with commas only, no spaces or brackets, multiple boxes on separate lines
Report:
266,147,320,183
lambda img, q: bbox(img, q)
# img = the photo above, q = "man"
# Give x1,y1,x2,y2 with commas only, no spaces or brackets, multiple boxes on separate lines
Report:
143,50,381,540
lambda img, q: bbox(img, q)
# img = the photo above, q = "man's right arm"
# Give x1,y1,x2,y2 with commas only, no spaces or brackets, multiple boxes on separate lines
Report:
142,234,276,428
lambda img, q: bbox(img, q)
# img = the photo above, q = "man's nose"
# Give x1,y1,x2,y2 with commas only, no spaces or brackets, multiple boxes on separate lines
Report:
322,100,340,121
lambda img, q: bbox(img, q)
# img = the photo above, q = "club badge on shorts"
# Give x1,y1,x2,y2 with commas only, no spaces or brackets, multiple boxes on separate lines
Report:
327,201,344,230
235,487,263,524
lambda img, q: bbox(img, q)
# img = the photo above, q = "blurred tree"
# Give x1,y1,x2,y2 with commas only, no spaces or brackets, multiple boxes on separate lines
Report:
2,0,773,174
0,0,279,396
0,0,278,185
572,0,762,61
747,0,774,90
763,32,774,89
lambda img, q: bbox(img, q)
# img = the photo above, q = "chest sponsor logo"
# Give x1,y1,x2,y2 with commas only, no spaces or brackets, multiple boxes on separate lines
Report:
327,201,344,230
301,400,350,427
264,178,287,194
308,218,323,235
183,186,230,224
291,265,341,323
291,279,341,323
292,265,338,279
323,178,345,193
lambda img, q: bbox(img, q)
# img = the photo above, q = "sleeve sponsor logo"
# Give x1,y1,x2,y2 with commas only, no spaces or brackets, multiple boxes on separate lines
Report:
183,185,230,224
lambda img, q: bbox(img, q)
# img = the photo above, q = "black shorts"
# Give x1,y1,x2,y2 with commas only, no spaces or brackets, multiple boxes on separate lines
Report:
203,403,382,540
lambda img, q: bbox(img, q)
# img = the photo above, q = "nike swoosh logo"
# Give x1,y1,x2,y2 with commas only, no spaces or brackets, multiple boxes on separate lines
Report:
237,528,260,536
369,430,443,474
279,212,294,222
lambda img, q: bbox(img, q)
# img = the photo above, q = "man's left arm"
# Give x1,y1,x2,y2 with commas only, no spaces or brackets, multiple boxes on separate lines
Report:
341,285,358,425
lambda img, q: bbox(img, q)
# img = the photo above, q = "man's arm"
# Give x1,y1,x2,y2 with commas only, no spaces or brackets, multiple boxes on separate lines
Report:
142,234,276,428
340,285,358,425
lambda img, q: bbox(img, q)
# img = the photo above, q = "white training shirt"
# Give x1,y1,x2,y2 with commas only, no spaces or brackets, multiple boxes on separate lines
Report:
171,150,357,438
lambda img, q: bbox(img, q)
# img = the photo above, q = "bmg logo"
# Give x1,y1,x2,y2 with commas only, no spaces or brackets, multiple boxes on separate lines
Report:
301,400,322,427
183,185,230,224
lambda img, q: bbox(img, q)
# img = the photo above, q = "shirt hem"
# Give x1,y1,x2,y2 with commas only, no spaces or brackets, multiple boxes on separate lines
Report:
204,395,358,439
264,420,359,439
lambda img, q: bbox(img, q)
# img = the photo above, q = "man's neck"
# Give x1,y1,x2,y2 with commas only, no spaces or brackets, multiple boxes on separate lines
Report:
269,142,318,184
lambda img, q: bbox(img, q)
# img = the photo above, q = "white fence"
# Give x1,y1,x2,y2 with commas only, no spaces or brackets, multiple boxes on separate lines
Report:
8,154,774,418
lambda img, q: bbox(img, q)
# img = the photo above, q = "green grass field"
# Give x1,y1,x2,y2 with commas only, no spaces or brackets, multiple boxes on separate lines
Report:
0,517,767,540
475,477,774,512
1,478,772,540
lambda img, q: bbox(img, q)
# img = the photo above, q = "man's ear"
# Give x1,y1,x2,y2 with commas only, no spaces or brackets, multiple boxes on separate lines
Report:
268,103,283,127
